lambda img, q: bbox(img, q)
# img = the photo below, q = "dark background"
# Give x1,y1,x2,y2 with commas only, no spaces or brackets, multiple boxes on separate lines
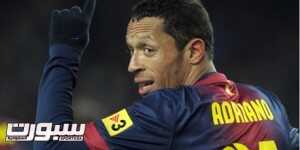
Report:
0,0,298,130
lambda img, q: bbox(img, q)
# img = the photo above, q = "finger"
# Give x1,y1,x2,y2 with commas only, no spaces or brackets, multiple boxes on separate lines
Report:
60,9,71,16
83,0,96,19
51,10,61,22
51,9,60,16
71,6,82,16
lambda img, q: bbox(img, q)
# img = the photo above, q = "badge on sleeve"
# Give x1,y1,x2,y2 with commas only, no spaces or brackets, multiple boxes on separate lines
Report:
102,109,133,136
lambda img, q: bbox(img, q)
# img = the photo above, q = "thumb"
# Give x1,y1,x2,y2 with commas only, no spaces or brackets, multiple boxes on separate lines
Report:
83,0,96,21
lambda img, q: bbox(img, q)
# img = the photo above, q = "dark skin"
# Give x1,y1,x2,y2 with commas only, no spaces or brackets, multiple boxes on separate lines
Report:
126,17,216,95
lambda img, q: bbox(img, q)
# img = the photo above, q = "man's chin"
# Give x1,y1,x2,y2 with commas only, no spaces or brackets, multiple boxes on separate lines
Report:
138,88,151,96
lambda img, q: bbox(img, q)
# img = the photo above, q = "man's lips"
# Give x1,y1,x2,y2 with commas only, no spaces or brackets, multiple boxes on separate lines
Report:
134,79,155,95
137,80,154,87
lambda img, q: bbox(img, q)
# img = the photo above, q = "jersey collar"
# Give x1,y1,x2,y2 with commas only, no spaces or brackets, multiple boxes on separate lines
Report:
193,72,239,99
194,72,229,87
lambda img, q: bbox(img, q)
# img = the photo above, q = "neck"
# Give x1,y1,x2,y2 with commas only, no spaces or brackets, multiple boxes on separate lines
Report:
184,58,216,86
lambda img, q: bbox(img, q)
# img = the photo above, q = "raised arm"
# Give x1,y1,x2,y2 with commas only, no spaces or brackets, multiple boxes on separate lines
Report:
34,0,96,149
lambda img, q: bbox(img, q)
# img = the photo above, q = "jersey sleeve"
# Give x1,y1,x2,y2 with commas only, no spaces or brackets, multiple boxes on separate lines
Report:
34,44,88,150
84,87,203,150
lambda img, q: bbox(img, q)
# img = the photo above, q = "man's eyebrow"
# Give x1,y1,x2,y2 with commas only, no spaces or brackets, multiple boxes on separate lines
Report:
126,33,159,51
136,42,148,48
126,41,157,52
127,41,146,49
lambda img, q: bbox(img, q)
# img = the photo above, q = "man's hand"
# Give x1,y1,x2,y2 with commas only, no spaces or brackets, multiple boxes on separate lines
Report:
290,128,299,149
49,0,96,52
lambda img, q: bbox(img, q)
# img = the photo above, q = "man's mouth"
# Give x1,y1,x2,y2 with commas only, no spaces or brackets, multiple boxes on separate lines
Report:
137,80,154,95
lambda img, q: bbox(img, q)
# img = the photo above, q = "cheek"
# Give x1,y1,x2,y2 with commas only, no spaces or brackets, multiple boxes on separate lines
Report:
148,61,167,77
153,57,183,87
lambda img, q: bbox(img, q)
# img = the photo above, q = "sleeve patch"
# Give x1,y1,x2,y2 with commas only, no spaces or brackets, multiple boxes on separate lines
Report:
102,109,133,137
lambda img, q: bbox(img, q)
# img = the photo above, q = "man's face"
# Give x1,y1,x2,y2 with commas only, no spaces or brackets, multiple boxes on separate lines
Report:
126,17,189,95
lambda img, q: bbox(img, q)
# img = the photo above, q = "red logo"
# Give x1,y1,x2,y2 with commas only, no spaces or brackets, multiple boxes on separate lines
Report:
110,114,119,123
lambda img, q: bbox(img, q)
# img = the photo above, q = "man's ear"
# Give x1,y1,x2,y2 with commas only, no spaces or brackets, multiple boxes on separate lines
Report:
183,38,206,64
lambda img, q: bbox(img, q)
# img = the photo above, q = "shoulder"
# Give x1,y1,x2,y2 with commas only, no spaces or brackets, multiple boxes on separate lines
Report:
238,83,281,102
235,83,274,100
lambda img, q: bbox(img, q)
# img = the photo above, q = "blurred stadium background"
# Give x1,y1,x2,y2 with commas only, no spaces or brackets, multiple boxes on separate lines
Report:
0,0,298,149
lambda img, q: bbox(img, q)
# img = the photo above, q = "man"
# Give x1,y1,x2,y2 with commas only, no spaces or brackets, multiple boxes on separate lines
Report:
34,0,298,149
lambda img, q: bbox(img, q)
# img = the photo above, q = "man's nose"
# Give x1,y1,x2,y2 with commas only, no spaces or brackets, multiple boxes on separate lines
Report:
128,52,143,73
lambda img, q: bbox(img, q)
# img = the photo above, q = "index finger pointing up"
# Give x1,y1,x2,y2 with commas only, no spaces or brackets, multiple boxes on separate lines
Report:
83,0,96,20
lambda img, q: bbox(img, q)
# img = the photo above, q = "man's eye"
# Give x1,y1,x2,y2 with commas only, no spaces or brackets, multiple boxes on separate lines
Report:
143,48,156,57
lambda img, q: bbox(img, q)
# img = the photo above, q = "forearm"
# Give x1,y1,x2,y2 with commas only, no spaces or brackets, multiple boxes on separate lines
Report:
35,44,80,124
34,44,89,150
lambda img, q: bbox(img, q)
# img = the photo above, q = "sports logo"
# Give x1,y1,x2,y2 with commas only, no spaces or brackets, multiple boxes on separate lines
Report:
102,109,133,136
5,123,85,141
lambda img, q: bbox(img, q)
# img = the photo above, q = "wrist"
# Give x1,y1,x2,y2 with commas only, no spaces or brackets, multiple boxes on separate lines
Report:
49,44,83,61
